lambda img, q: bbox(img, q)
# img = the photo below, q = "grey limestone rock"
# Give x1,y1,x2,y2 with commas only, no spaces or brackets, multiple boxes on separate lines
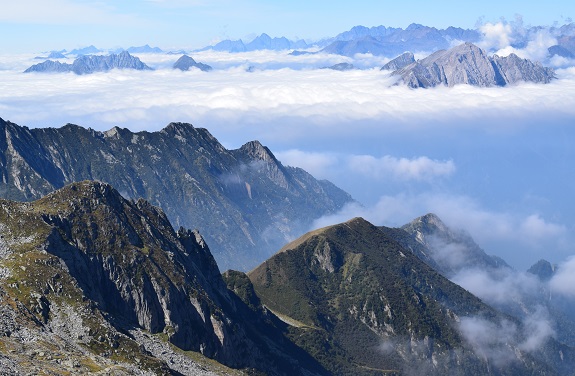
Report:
381,51,415,71
392,42,555,88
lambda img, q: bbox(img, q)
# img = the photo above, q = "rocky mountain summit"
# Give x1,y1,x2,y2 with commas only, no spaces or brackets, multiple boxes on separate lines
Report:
24,51,152,74
173,55,212,72
249,217,574,375
0,118,352,270
0,181,327,375
390,42,555,88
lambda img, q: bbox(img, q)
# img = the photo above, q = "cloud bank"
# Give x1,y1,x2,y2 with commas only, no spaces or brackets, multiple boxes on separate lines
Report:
1,51,574,271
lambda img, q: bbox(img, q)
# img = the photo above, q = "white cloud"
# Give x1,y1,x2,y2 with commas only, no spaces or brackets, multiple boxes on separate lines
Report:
347,155,455,181
310,192,571,269
274,149,338,178
275,149,454,183
549,256,575,298
520,214,566,241
479,22,515,51
452,268,540,306
2,51,575,134
458,310,554,365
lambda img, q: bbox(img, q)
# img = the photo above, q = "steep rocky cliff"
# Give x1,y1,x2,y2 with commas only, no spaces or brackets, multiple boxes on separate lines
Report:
0,181,326,375
0,118,353,270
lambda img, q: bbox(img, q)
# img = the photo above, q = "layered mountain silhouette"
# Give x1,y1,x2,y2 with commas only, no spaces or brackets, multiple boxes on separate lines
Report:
389,42,555,88
0,118,352,270
402,213,575,349
199,33,308,53
24,51,152,74
317,24,481,57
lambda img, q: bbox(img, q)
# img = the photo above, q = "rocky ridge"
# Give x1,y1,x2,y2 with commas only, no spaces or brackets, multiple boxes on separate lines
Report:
24,51,153,74
0,118,352,271
391,42,555,88
249,217,575,375
0,181,327,375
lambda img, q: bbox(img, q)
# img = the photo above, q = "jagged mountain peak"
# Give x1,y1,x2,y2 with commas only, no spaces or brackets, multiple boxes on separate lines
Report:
237,140,277,163
162,121,196,133
392,42,555,88
401,213,455,246
409,212,450,233
381,51,415,71
0,119,352,270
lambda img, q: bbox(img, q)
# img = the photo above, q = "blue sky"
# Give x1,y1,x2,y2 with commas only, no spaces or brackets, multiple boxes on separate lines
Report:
0,0,573,52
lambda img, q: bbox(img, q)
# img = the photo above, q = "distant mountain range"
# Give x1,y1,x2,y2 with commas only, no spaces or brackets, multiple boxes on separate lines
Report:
198,32,309,53
38,21,575,65
24,51,153,74
387,42,555,88
0,118,352,271
318,23,481,57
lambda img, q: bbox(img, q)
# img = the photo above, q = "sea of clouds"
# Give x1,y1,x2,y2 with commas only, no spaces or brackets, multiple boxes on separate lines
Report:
1,20,574,274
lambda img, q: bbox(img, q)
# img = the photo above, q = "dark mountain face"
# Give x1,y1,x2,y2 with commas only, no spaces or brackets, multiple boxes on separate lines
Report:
391,42,555,88
249,217,573,375
24,51,152,74
528,259,556,281
0,181,327,375
0,118,352,270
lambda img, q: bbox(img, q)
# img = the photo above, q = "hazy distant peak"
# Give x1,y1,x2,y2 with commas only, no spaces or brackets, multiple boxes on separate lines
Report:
527,259,556,281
